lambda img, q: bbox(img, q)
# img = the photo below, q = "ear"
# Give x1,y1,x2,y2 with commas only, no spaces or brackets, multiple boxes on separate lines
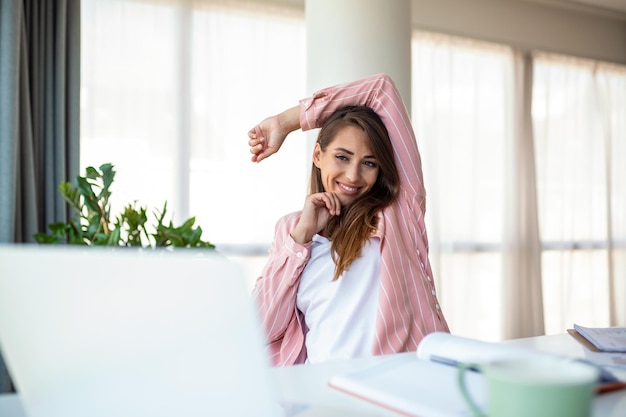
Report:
313,143,322,168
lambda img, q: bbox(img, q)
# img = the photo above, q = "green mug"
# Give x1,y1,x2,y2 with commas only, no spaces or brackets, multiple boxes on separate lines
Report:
457,357,599,417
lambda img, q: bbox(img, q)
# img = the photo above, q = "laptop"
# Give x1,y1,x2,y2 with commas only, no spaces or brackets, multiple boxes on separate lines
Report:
0,245,283,417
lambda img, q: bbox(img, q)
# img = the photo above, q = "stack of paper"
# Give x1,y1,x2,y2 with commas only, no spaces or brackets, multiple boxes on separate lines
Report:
573,324,626,353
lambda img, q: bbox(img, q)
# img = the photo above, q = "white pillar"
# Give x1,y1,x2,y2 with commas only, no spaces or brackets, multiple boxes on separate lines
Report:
305,0,412,111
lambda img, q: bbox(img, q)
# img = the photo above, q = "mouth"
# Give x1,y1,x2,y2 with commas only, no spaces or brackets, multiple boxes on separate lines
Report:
337,182,360,195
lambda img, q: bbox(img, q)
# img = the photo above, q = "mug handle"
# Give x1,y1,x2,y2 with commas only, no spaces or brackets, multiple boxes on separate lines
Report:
457,362,486,417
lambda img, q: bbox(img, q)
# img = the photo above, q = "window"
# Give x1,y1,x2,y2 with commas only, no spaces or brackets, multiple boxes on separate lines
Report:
533,54,626,333
412,31,626,340
81,0,307,267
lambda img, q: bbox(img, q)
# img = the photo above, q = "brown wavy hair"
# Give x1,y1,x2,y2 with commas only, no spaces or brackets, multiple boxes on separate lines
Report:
310,106,399,280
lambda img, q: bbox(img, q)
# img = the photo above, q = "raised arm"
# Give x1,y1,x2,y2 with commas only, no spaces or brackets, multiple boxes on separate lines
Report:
249,74,425,204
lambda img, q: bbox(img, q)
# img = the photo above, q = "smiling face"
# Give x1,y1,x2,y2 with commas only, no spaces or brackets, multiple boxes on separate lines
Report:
313,125,380,207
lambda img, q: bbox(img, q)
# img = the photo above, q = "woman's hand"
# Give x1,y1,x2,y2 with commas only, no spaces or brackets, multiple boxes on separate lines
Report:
248,106,300,163
290,192,341,244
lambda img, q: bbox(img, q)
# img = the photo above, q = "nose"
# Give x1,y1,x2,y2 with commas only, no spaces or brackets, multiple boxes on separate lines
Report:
345,161,361,183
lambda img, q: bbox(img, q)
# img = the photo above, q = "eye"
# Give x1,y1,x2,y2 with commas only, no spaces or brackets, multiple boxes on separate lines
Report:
336,155,349,162
363,160,378,168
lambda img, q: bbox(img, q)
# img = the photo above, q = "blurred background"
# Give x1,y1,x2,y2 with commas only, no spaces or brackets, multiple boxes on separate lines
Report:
79,0,626,342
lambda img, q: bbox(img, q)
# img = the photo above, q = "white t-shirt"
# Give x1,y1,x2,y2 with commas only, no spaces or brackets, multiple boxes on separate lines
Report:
296,234,381,364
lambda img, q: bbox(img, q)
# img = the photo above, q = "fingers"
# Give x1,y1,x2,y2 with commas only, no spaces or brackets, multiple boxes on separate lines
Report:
293,192,342,243
248,125,266,162
248,125,264,141
309,192,341,216
251,151,267,163
248,140,264,158
327,193,342,216
248,126,263,147
249,146,269,163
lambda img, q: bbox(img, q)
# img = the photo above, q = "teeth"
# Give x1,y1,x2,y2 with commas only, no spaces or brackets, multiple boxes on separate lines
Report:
339,183,358,192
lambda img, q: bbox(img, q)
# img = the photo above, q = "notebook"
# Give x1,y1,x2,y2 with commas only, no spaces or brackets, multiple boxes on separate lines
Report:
0,244,282,417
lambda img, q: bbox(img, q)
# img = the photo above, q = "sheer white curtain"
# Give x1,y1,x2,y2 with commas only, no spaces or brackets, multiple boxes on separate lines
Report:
412,32,515,341
80,0,307,273
413,31,626,341
502,50,544,339
532,54,626,333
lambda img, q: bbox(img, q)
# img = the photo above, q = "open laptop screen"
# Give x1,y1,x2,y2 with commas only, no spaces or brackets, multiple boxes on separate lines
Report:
0,245,281,417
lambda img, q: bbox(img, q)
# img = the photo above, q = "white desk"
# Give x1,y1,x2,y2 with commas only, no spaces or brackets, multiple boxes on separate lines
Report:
1,333,625,417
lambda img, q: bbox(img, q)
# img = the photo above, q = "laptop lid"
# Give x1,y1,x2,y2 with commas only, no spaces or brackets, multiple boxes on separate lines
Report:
0,245,281,417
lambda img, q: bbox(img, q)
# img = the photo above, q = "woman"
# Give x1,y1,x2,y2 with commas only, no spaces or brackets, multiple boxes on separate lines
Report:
248,73,449,366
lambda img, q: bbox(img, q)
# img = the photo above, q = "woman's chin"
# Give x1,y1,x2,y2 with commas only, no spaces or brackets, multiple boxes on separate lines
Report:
338,195,358,208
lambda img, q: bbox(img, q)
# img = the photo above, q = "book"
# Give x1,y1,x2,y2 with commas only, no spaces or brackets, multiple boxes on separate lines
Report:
567,328,626,369
573,324,626,353
327,332,626,417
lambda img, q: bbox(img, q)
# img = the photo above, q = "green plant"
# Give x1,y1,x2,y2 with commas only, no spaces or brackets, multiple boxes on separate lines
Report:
34,163,215,249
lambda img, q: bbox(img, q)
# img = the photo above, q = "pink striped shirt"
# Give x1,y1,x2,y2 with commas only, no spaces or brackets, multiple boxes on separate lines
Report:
253,73,450,366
